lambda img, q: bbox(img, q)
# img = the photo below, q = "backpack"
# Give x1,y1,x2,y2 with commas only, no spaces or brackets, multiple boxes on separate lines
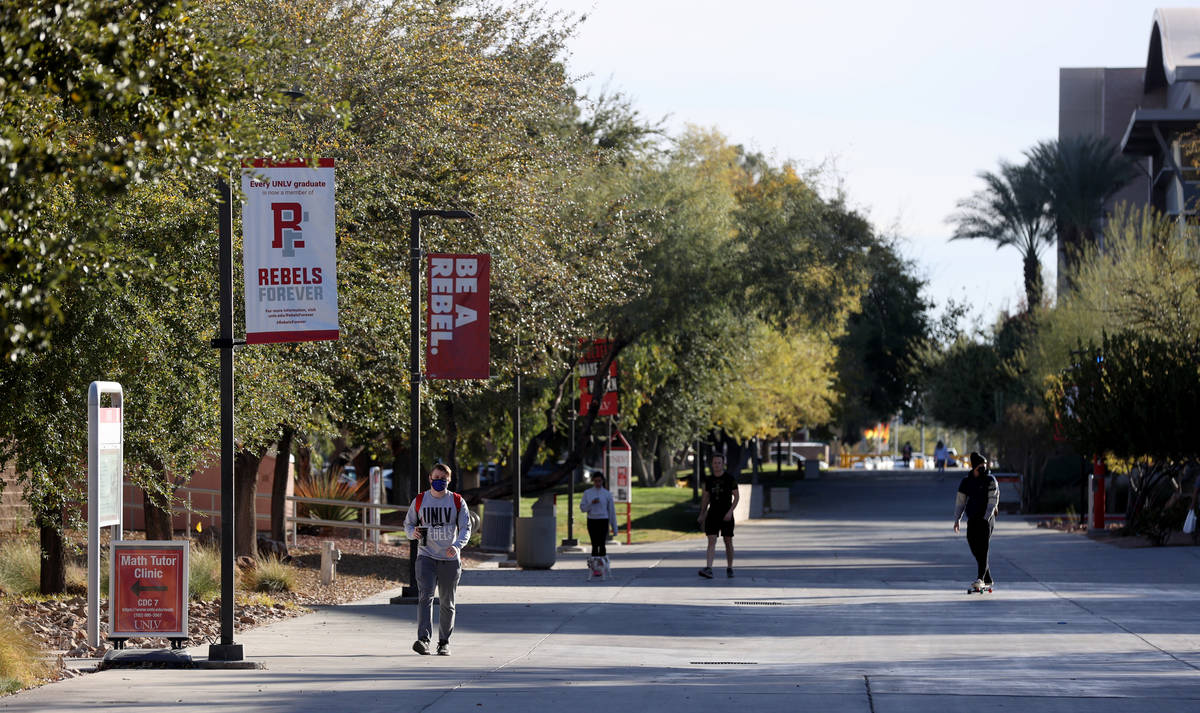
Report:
413,491,464,524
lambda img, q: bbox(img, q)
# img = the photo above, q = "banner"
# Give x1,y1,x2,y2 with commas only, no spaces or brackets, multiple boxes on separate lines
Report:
426,253,490,379
578,339,618,416
242,159,339,344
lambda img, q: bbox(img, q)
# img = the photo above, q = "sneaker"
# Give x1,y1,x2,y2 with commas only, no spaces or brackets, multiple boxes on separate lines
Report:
412,640,430,655
726,567,734,578
970,579,984,591
436,641,450,656
698,567,713,579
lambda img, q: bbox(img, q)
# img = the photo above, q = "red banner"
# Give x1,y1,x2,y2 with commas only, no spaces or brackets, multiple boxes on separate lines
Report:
427,253,490,379
578,338,618,416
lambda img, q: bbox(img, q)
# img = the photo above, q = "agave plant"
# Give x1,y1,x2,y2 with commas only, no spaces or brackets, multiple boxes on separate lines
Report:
294,472,366,523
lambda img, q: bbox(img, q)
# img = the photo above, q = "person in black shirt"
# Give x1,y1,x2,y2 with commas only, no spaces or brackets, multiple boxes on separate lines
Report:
953,451,999,591
697,453,740,579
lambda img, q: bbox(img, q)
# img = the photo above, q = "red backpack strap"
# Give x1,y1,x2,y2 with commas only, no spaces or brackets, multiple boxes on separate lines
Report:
453,492,463,514
414,492,424,519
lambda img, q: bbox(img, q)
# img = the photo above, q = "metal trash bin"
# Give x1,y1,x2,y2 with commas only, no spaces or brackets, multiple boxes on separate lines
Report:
480,498,513,553
516,495,557,569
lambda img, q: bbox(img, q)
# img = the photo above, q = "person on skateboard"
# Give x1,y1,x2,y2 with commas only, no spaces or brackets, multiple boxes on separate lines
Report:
953,452,999,592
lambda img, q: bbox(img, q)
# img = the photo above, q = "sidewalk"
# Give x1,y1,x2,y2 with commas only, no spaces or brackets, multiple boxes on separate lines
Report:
4,472,1200,712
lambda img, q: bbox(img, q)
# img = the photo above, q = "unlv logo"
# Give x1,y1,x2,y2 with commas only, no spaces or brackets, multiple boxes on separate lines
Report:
271,202,307,257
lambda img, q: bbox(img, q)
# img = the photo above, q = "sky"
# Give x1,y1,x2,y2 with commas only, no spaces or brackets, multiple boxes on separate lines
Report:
538,0,1178,322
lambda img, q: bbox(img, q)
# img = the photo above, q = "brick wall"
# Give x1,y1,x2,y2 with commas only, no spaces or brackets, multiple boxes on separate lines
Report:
0,460,32,532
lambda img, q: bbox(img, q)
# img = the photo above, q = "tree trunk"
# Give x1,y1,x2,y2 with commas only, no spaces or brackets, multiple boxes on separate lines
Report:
1022,253,1043,312
39,513,66,595
234,446,266,559
389,428,409,504
271,425,295,543
629,432,652,487
143,487,173,541
655,438,676,487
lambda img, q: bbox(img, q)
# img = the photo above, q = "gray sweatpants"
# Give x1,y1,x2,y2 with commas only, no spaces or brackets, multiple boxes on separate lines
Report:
416,555,462,644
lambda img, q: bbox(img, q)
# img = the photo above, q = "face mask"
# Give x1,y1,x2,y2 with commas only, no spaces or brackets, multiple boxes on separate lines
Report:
431,478,447,492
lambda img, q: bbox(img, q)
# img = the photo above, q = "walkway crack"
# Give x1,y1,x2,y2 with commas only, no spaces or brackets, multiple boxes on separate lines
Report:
864,675,877,713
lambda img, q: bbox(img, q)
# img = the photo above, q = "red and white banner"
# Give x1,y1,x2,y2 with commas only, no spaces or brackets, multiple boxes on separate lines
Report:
578,338,618,416
426,253,490,379
242,159,339,344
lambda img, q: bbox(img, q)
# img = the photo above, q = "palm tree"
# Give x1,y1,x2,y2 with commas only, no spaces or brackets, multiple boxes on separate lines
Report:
949,160,1054,311
1027,135,1140,275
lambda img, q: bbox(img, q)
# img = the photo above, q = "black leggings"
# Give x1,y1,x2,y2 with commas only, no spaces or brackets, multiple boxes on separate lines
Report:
587,518,609,557
967,517,994,582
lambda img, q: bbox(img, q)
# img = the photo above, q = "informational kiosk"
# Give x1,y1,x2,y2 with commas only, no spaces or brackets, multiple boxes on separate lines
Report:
605,430,633,544
88,381,124,648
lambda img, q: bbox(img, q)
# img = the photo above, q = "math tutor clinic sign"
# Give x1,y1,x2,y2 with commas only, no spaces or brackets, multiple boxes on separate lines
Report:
242,159,339,344
426,253,490,379
110,541,189,639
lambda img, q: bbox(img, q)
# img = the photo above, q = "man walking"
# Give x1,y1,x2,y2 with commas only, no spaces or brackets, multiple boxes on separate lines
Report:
404,463,471,655
953,452,999,592
698,452,740,579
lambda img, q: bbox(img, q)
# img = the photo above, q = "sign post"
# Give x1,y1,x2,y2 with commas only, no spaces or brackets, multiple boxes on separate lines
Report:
88,381,124,648
110,541,189,641
606,430,633,545
369,466,382,551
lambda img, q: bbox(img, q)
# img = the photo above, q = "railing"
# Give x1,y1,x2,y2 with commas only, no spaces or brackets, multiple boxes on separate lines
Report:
285,496,409,554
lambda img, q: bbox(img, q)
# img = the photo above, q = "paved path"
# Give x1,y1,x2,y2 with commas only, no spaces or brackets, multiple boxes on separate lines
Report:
6,471,1200,712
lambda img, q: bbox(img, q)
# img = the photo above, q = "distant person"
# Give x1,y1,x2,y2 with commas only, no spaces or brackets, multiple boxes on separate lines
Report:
580,472,618,579
404,463,471,656
934,440,948,479
902,441,913,467
953,452,999,592
698,453,740,579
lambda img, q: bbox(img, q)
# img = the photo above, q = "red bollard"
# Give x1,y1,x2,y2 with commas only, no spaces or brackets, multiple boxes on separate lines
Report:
1092,458,1107,529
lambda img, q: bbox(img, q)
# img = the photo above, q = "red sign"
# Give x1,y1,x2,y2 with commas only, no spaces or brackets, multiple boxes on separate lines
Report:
426,254,490,379
578,339,618,416
110,542,188,638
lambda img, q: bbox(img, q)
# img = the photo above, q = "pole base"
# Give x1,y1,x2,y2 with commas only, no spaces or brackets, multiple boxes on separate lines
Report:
207,643,244,662
560,538,579,547
390,585,421,604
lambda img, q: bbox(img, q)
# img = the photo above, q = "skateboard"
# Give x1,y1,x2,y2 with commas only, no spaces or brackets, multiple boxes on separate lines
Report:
966,583,993,594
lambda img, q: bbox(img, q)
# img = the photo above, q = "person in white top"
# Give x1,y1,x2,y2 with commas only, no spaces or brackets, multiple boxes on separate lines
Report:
580,472,618,577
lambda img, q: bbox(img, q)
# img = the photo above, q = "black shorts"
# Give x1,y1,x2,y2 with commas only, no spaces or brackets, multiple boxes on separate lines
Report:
704,513,734,537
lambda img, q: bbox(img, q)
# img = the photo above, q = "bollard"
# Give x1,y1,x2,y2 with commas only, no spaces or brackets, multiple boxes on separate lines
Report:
320,540,342,585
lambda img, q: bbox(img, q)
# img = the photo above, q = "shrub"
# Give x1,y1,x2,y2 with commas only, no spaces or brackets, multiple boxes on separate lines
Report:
294,473,366,523
0,607,50,693
242,556,296,594
189,544,223,601
0,541,41,596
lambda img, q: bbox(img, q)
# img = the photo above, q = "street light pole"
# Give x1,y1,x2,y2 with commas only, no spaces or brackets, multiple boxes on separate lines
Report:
395,208,475,603
208,177,245,662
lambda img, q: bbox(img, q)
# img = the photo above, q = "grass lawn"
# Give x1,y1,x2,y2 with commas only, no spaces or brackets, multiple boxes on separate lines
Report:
487,484,705,545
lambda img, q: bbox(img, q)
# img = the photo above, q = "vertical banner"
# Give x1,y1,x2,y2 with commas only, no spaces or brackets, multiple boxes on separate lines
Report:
242,159,339,344
578,339,618,416
426,253,490,379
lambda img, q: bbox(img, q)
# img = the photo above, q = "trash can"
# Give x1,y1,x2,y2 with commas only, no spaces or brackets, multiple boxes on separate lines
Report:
516,495,557,569
480,498,513,553
805,459,820,480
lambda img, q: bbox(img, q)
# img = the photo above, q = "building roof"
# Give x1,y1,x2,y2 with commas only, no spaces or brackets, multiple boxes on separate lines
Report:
1145,8,1200,90
1121,108,1200,154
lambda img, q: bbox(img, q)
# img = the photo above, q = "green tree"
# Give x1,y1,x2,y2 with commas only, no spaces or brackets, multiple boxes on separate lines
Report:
949,160,1054,311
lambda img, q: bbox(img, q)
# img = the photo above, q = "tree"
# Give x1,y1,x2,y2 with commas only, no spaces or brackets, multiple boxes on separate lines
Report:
1027,135,1139,281
949,160,1054,311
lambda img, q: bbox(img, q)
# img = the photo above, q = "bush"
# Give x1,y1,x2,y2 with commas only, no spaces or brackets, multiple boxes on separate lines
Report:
189,544,223,601
0,542,41,596
242,556,296,594
294,473,366,523
0,607,50,693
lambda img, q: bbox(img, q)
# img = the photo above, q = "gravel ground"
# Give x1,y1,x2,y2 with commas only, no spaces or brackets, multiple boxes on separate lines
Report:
4,532,497,685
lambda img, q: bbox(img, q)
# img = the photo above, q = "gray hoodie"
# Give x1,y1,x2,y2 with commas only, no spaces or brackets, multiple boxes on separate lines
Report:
404,490,471,561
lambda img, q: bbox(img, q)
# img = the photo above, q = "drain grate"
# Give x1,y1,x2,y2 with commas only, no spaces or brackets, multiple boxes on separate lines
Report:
733,600,784,606
690,661,758,665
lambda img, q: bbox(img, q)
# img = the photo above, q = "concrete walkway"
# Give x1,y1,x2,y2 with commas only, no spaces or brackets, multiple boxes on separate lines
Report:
6,471,1200,712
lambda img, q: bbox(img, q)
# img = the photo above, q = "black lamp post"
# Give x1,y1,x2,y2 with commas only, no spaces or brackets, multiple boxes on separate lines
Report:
394,208,475,603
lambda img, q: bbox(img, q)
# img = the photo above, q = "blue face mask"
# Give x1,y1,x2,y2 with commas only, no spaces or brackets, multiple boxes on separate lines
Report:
431,478,447,492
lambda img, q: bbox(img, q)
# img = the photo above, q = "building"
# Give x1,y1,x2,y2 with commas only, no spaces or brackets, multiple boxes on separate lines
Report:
1058,7,1200,290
